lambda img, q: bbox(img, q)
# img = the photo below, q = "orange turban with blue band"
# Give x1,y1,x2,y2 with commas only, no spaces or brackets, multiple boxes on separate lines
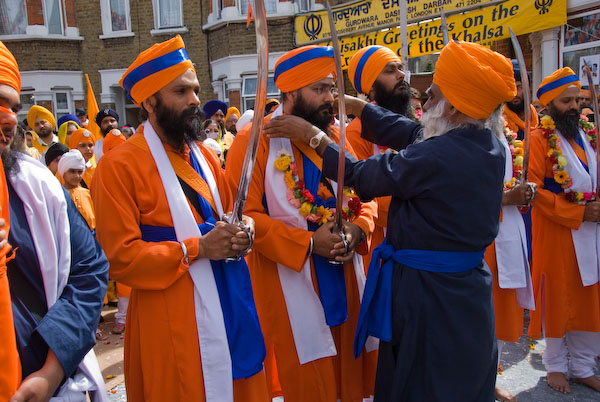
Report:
433,41,516,120
348,45,400,95
536,67,581,107
274,46,336,92
120,35,194,106
0,40,20,93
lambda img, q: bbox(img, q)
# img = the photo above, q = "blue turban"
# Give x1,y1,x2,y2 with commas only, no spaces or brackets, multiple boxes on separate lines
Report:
203,100,228,119
57,114,80,129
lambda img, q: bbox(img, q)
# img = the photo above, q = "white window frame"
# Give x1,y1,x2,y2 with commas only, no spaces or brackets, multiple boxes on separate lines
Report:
241,74,279,113
560,9,600,72
99,0,134,39
150,0,187,35
43,0,64,35
52,89,73,120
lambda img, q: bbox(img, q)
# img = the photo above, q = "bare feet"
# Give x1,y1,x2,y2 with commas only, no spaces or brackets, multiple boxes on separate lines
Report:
111,323,125,335
572,375,600,392
547,372,571,393
495,385,517,401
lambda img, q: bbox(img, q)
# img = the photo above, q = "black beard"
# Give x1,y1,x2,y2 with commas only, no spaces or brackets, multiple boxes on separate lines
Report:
506,96,525,114
291,92,333,132
101,124,113,136
372,80,411,116
548,102,581,140
155,95,204,149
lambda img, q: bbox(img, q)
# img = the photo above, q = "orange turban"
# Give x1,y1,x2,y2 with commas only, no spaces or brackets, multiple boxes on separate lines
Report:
536,67,581,106
433,41,516,120
0,41,20,93
225,107,240,122
27,105,56,130
274,46,336,92
103,129,126,153
120,35,195,106
348,45,400,95
68,128,95,149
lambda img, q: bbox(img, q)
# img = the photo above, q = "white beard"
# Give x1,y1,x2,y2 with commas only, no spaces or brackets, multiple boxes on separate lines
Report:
421,98,457,140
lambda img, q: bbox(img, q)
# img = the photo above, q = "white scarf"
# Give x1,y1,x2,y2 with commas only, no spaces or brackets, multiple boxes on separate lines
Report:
557,128,600,286
143,120,232,401
8,153,108,402
264,108,376,364
495,137,534,310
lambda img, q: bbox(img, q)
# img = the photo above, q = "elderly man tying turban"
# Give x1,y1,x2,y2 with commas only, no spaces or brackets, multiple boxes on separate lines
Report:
91,35,267,402
226,44,379,401
527,67,600,394
264,40,517,401
345,45,412,269
27,105,57,155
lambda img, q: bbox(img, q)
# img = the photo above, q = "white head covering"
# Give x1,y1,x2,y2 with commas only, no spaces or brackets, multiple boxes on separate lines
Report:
203,138,222,156
236,109,254,132
57,149,86,177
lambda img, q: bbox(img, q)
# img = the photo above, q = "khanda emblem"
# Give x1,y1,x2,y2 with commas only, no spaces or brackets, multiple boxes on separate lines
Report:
535,0,553,14
304,14,323,40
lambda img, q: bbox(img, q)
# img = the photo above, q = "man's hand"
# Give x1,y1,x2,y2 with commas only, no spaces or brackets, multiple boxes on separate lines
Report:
263,115,321,144
10,350,64,402
198,221,250,260
583,201,600,222
331,221,364,263
502,182,537,206
311,222,343,259
335,94,367,118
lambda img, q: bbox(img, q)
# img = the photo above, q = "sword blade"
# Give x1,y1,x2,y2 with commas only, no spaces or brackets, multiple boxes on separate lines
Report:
325,0,347,233
509,27,532,183
582,61,600,198
440,8,449,45
229,0,268,224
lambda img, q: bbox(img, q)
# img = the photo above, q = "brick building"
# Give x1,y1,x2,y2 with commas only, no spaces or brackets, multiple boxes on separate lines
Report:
1,0,598,127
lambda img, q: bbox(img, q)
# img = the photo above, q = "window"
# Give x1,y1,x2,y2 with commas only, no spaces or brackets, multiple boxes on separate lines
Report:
53,91,72,120
45,0,63,35
17,92,34,122
298,0,311,13
153,0,183,29
100,0,132,37
240,0,277,15
562,10,600,88
0,0,27,35
242,75,279,112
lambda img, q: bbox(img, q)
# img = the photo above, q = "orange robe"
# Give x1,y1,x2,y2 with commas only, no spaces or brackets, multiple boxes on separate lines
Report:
0,158,20,399
346,117,390,269
82,163,95,189
91,132,268,402
484,240,524,342
225,121,378,402
503,104,539,136
68,186,96,231
527,128,600,339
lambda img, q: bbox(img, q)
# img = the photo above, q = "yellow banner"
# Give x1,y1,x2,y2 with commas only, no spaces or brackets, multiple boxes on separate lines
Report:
314,0,566,68
295,0,499,45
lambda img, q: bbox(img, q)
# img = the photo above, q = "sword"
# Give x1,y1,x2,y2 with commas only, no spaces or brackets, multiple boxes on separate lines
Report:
440,8,449,45
325,0,349,245
228,0,268,225
582,61,600,199
509,27,532,185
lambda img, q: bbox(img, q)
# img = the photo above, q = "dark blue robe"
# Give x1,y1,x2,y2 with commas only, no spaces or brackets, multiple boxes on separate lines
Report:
321,104,505,401
7,181,108,383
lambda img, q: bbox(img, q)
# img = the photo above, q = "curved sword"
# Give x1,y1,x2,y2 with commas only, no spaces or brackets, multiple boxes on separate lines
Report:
325,0,348,235
582,60,600,198
440,8,449,45
229,0,268,225
509,27,532,183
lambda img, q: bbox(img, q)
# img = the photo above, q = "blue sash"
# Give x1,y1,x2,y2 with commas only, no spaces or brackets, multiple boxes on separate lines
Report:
302,154,348,327
353,239,485,358
140,150,265,379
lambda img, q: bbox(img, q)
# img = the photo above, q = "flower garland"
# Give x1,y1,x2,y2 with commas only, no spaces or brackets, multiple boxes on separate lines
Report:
540,115,597,204
274,150,361,224
503,125,524,190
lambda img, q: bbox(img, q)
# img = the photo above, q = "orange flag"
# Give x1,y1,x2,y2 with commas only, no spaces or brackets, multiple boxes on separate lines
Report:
85,74,101,141
246,0,253,29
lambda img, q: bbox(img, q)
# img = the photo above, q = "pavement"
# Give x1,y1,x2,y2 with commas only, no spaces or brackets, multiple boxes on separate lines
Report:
95,306,600,402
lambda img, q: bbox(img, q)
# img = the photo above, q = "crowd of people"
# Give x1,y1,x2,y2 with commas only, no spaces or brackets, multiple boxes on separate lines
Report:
0,32,599,402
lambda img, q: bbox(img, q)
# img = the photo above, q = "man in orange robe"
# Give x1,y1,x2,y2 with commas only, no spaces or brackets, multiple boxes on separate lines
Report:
91,35,268,402
528,67,600,394
0,39,21,400
226,45,378,401
345,45,412,268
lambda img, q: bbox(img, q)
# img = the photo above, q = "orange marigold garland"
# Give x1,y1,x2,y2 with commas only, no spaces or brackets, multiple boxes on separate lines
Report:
540,115,597,204
274,150,361,224
503,125,524,190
